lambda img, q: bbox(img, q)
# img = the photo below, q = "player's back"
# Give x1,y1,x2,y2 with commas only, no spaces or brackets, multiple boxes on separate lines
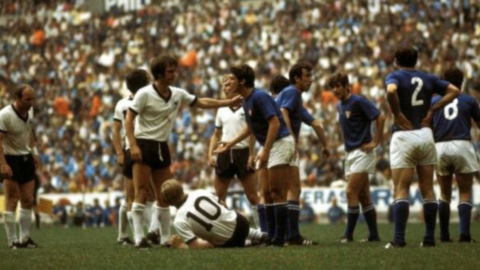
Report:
385,69,448,132
174,190,237,246
431,93,480,142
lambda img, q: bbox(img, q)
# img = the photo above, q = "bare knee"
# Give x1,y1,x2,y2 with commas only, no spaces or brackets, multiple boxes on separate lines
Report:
246,191,259,205
270,187,286,202
20,197,34,209
345,187,360,203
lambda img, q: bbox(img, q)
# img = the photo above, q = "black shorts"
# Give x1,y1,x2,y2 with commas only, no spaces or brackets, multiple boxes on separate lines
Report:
122,148,133,179
136,139,171,170
215,148,253,179
221,212,250,248
2,154,36,185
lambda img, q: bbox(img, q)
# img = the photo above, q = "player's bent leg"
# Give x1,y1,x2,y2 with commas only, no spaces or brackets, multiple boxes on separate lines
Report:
18,180,37,248
3,179,20,248
358,181,380,242
417,164,437,247
132,163,152,246
456,173,474,243
341,173,367,243
387,168,414,248
437,174,453,242
152,167,174,247
268,164,289,246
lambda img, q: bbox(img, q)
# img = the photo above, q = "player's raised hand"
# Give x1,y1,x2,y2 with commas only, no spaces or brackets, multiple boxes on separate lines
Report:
229,95,243,107
394,113,413,130
130,145,142,162
421,110,434,128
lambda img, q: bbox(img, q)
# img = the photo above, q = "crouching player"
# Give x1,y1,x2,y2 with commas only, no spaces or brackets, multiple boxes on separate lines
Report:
161,180,265,249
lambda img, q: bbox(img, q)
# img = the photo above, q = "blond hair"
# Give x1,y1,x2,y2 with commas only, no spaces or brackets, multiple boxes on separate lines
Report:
161,179,184,206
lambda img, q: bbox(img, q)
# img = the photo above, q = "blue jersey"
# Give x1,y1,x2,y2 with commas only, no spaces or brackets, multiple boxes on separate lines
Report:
275,85,304,139
338,94,380,152
385,69,449,132
243,89,290,145
431,93,480,142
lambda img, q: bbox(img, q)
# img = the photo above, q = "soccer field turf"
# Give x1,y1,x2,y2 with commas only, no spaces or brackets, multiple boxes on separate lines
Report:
0,223,479,269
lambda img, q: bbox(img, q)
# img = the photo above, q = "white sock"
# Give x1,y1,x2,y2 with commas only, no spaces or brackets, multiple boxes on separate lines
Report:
251,205,260,229
19,208,33,243
118,201,128,239
127,211,134,236
3,211,18,245
157,205,171,244
247,228,264,241
132,203,146,245
148,206,159,234
144,201,153,229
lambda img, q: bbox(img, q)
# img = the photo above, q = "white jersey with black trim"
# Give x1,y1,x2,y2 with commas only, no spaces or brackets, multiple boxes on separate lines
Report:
130,85,197,142
0,105,34,155
215,107,249,149
174,190,237,246
113,96,133,149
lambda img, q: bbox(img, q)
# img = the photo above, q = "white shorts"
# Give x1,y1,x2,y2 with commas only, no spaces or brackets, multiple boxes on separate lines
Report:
435,140,480,176
390,128,436,169
344,149,376,177
257,136,295,169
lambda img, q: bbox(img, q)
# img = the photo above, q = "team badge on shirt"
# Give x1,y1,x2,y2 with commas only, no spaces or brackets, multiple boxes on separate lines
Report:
345,111,351,119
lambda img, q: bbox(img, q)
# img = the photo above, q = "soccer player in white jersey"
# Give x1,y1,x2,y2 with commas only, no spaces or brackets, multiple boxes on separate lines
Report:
208,74,259,226
160,180,265,249
384,47,459,248
125,55,242,249
0,84,39,249
113,69,150,245
432,67,480,243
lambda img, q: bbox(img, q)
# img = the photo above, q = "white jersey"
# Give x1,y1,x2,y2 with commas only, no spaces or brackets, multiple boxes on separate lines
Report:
174,190,237,246
130,85,196,142
215,107,249,149
0,105,34,155
113,97,133,149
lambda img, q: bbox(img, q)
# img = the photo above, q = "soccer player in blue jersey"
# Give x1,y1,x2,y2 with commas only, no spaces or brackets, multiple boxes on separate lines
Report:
215,64,294,247
432,67,480,243
274,64,329,246
327,72,385,243
384,46,460,248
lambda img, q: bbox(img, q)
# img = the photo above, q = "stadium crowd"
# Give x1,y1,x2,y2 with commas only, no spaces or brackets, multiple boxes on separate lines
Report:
0,0,480,195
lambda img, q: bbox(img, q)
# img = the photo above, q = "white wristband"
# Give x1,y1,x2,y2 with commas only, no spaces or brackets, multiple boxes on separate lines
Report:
31,147,39,155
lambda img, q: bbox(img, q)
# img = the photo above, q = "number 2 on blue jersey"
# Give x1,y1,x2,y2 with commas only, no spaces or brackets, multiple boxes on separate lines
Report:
411,77,424,106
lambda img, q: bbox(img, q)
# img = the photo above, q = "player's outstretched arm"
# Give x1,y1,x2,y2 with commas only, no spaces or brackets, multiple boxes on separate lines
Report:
194,96,243,109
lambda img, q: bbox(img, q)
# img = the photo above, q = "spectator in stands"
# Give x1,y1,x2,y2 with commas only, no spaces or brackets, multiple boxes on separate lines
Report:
328,197,345,224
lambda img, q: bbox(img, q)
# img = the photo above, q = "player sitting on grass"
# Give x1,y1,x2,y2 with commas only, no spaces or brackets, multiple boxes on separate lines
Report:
160,179,265,249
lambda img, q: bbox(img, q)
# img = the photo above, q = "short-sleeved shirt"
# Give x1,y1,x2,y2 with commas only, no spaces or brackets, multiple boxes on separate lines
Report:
129,84,197,142
243,89,290,146
113,97,133,149
431,93,480,142
174,190,237,246
337,94,380,152
385,69,449,132
275,85,303,139
215,107,249,149
0,105,34,155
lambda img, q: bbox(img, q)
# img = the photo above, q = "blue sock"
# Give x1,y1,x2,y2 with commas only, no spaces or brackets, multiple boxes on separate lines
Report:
344,206,360,239
438,199,450,240
458,202,473,239
362,204,379,239
423,200,438,243
265,204,276,240
287,200,300,240
273,203,288,243
257,204,268,233
393,199,410,244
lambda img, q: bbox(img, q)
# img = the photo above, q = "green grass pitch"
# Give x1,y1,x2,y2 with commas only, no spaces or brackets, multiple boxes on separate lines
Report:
0,223,479,269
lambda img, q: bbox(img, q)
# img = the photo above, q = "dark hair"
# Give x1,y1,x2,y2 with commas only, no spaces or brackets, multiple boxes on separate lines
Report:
150,55,178,80
126,69,150,94
289,62,313,84
270,75,291,95
15,84,31,99
327,72,349,89
443,67,463,90
394,46,418,68
229,64,255,88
